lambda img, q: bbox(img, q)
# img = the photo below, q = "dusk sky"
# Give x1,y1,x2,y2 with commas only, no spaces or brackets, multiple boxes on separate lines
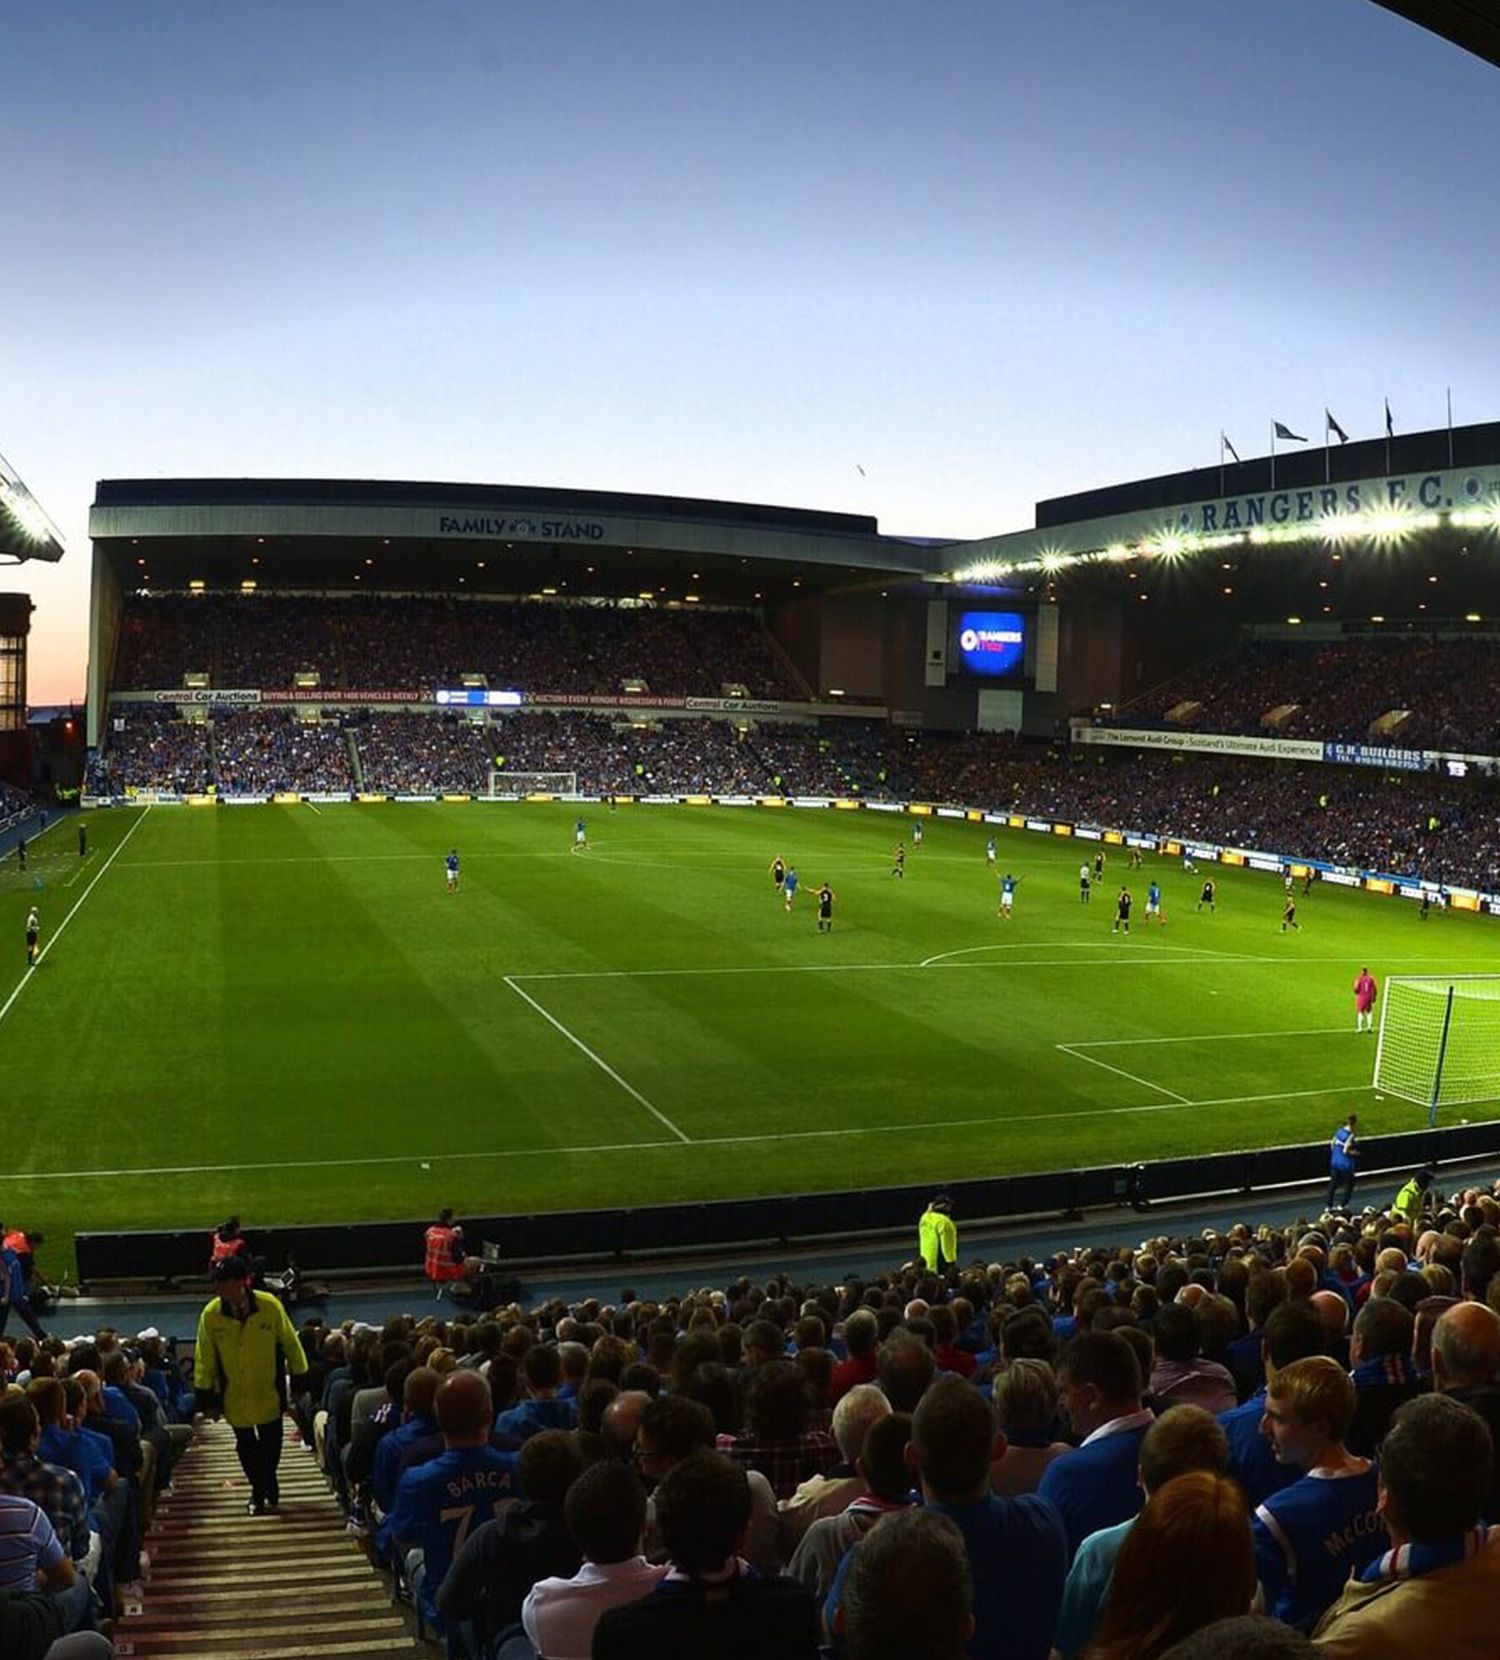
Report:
5,1,1498,704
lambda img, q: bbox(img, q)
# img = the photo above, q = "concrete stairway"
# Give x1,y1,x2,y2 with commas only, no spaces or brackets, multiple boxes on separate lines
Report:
116,1420,425,1659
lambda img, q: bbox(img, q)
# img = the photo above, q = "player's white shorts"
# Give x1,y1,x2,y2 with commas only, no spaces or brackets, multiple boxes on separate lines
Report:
987,851,996,864
1001,894,1013,911
1146,901,1159,915
575,829,585,843
446,871,457,888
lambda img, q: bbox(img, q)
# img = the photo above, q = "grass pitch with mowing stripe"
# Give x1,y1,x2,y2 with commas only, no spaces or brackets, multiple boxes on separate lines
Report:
3,801,1498,1271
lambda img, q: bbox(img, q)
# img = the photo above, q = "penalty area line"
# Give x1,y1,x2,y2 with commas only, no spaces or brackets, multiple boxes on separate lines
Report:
1056,1043,1192,1104
0,806,154,1034
502,974,691,1144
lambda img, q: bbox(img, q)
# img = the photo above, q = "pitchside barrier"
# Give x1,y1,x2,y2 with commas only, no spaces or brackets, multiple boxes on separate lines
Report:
73,1121,1500,1288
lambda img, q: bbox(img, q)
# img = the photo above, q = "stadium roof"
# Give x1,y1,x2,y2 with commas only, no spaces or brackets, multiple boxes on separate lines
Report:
1372,1,1500,70
90,476,946,606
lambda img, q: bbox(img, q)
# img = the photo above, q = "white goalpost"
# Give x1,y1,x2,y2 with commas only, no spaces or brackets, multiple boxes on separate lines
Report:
1373,975,1500,1125
486,770,578,798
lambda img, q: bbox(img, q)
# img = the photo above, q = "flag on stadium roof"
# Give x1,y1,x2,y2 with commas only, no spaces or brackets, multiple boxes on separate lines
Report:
1220,431,1240,464
1385,398,1395,437
1273,420,1307,443
1325,409,1349,444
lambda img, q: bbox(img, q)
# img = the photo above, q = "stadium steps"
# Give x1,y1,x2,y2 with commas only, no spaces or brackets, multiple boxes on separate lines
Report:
345,727,365,789
117,1420,427,1659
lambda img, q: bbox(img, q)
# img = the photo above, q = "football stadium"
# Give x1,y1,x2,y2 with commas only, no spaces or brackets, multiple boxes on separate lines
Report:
7,422,1500,1658
7,6,1500,1658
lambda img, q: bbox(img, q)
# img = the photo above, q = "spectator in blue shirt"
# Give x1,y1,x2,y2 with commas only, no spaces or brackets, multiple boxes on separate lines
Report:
1218,1300,1326,1511
1038,1332,1154,1561
828,1374,1067,1660
371,1366,441,1517
380,1368,520,1635
492,1345,580,1446
1252,1356,1387,1631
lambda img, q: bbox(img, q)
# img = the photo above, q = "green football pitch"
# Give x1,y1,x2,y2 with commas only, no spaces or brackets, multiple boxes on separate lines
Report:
4,800,1500,1270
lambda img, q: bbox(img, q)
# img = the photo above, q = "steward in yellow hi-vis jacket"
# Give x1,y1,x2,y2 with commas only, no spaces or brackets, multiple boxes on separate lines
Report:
919,1195,958,1274
194,1254,308,1513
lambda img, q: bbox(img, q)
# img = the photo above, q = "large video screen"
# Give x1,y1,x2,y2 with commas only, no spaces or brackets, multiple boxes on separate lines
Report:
956,611,1026,677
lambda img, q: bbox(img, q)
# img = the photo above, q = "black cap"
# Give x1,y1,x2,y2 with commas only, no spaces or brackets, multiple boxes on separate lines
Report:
213,1254,252,1282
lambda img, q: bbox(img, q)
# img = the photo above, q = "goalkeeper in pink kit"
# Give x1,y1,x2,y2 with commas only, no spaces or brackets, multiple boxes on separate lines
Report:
1354,967,1378,1033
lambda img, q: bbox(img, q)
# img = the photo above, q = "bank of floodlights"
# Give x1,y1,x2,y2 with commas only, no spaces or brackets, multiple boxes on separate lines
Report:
949,497,1500,587
0,449,65,563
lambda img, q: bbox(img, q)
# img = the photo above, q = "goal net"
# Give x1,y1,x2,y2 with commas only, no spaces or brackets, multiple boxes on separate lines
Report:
1373,975,1500,1122
486,770,577,798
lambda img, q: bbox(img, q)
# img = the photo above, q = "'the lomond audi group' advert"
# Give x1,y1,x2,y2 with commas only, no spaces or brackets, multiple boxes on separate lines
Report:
955,611,1026,676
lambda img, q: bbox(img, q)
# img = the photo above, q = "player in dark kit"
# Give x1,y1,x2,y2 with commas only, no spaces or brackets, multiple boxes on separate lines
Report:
1281,896,1300,932
891,843,905,878
78,823,87,858
1197,879,1216,912
15,836,24,871
816,883,836,933
1094,850,1105,881
770,856,786,890
1112,887,1132,933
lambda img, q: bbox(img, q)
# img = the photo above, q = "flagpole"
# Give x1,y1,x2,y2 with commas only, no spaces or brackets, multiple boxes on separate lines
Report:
1218,432,1225,501
1269,419,1276,492
1324,415,1330,486
1447,387,1454,470
1384,401,1391,477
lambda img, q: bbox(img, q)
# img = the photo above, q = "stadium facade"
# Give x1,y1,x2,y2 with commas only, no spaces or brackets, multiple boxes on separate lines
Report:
86,421,1500,755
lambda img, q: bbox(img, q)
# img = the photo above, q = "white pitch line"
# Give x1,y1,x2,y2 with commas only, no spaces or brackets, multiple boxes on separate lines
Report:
1056,1043,1193,1104
512,953,1500,982
0,807,153,1033
511,955,1276,983
304,800,322,816
918,940,1251,969
1065,1027,1353,1049
0,1082,1391,1186
502,974,691,1144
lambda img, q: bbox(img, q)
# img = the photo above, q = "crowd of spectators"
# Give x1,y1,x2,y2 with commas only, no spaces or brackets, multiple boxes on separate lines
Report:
89,710,212,795
0,1316,193,1656
0,780,31,822
13,1173,1498,1657
1135,634,1500,754
983,747,1500,891
111,595,804,701
212,711,356,796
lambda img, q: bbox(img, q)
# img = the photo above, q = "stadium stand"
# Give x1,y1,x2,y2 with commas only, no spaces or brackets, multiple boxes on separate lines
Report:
1133,633,1500,753
111,594,805,700
7,1173,1500,1658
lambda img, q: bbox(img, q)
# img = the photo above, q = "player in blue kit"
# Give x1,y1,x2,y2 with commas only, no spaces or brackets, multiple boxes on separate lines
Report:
574,817,587,848
913,819,923,848
985,837,996,868
445,851,459,893
1145,880,1164,925
783,866,799,912
998,872,1019,919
